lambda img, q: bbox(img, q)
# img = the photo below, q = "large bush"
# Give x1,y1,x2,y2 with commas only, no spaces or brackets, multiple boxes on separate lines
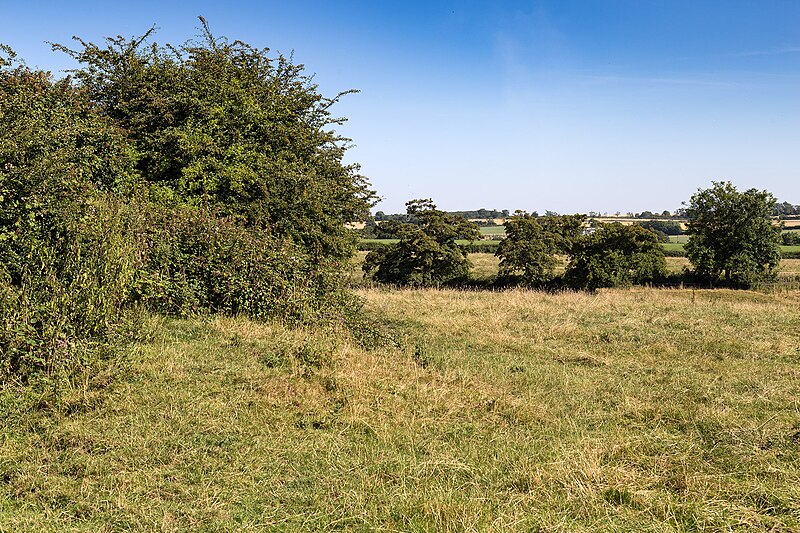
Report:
565,224,667,290
1,23,375,382
54,19,374,261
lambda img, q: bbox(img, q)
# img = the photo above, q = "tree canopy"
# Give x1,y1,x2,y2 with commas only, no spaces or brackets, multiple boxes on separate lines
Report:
565,223,667,290
53,18,375,260
362,199,479,286
495,213,585,285
684,182,781,288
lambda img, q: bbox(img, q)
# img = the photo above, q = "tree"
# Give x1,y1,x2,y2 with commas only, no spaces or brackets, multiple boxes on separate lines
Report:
565,223,667,290
362,199,479,286
496,213,585,285
53,18,375,262
684,182,781,288
635,220,683,236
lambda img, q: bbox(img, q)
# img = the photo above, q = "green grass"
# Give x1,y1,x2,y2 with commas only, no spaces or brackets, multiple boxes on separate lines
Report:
479,225,506,236
3,288,799,530
661,242,685,252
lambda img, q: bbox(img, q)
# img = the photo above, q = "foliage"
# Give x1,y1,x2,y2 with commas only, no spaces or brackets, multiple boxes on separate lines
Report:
495,213,585,285
374,207,509,222
358,239,499,253
635,220,683,236
133,205,355,323
0,56,137,286
774,201,800,216
684,182,782,288
362,199,480,286
0,195,145,382
565,223,667,289
782,231,800,246
0,53,142,381
2,21,375,384
53,18,375,261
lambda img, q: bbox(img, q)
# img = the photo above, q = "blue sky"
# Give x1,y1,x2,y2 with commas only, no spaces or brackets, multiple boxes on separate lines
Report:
3,1,799,213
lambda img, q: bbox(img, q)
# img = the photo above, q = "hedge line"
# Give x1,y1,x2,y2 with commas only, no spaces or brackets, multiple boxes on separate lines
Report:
358,240,800,259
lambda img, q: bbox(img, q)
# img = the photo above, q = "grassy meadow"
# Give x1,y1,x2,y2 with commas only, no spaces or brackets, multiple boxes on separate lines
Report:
2,286,799,530
479,226,506,236
3,253,800,530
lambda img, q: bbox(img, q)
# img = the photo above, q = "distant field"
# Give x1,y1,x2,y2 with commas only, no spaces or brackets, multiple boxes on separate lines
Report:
661,243,685,252
479,225,506,236
667,235,691,244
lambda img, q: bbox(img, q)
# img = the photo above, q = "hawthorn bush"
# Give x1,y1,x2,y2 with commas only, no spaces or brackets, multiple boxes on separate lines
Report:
1,21,374,382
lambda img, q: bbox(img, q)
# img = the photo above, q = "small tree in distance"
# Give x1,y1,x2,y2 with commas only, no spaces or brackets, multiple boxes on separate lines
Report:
684,181,781,288
362,199,480,286
496,213,585,286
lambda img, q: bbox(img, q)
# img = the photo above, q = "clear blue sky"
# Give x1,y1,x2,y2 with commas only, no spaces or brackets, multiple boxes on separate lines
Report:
3,1,799,214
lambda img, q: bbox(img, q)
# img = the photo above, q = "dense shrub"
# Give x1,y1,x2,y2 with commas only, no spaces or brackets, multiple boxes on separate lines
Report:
0,196,144,381
0,50,143,381
54,20,374,262
782,231,800,246
133,205,352,323
566,224,667,290
1,22,375,383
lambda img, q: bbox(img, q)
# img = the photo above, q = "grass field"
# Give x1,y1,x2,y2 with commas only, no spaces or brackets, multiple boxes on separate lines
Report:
479,225,506,236
3,287,799,530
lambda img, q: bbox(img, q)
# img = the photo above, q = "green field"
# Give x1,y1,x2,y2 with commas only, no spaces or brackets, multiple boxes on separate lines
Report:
479,225,506,236
3,288,799,530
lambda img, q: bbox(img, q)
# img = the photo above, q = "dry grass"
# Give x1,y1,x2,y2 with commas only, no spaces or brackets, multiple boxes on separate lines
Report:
2,287,799,530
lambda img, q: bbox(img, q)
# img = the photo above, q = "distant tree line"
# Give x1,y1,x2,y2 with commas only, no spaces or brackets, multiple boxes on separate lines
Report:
364,182,784,290
374,208,510,224
774,201,800,217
